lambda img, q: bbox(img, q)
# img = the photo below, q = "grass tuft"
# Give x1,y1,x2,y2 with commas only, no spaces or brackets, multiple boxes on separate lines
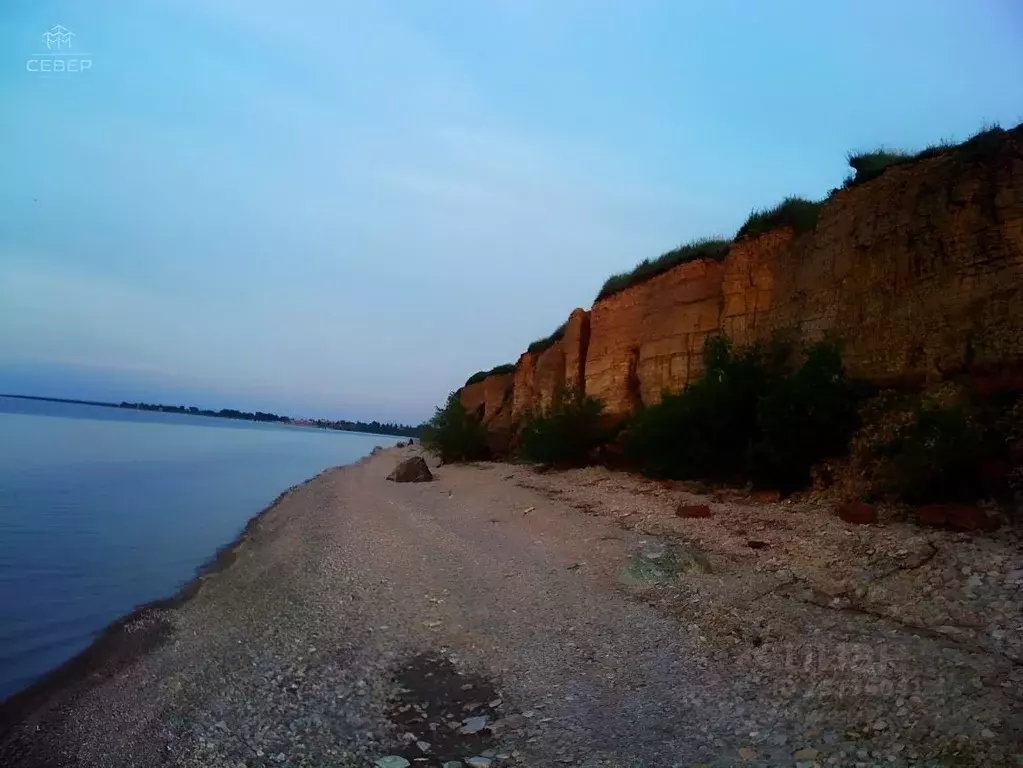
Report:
595,238,732,302
735,197,824,241
465,363,516,386
843,124,1005,188
527,323,567,355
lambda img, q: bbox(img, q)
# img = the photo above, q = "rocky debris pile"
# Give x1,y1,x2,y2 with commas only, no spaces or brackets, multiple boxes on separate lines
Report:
511,463,1023,766
387,456,434,483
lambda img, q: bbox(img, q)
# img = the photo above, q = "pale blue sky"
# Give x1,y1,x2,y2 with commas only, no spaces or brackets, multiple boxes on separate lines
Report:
1,1,1021,423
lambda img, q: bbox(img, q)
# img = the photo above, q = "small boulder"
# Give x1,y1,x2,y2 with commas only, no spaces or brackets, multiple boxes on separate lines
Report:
837,501,877,525
459,715,488,735
751,489,781,503
387,456,433,483
676,503,712,518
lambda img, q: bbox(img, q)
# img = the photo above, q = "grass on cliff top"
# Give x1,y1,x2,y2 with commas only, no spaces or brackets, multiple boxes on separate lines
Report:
595,238,732,302
843,124,1007,189
527,322,567,355
735,197,825,241
465,362,516,386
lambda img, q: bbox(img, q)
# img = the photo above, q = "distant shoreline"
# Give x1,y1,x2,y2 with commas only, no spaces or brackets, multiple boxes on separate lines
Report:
0,393,419,439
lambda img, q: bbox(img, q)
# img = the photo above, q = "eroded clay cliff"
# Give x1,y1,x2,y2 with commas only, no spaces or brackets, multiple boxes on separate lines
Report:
461,125,1023,425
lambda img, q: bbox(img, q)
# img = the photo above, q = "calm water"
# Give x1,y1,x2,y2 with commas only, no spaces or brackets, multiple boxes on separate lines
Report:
0,397,399,700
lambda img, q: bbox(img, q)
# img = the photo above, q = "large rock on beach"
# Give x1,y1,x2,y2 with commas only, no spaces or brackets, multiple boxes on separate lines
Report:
619,539,711,587
387,456,433,483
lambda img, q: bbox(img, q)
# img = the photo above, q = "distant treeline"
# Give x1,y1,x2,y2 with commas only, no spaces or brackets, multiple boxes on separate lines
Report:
302,418,420,438
119,402,291,422
117,401,419,437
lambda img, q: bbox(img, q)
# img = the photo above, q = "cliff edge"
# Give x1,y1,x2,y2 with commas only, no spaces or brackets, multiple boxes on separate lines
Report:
460,124,1023,423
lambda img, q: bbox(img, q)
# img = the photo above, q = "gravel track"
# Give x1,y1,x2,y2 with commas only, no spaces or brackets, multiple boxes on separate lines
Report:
0,448,1019,767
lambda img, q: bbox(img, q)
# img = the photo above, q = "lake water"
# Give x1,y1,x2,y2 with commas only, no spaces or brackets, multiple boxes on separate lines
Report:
0,396,399,700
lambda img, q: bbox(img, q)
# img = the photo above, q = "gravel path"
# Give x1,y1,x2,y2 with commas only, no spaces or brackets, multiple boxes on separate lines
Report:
1,448,1019,767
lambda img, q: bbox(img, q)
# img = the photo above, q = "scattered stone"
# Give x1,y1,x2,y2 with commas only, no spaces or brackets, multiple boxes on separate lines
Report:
751,490,781,503
794,747,819,759
460,715,488,735
442,762,463,768
493,713,526,731
837,501,877,525
416,740,431,753
387,456,434,483
738,746,757,760
676,503,712,518
375,758,411,768
916,504,1002,531
466,758,493,768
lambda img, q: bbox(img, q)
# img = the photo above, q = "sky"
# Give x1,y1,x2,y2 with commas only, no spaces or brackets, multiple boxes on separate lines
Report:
1,1,1021,424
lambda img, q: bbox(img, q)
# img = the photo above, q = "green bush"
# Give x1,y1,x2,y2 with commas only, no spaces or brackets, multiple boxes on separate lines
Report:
623,335,863,490
623,336,772,481
465,363,516,386
527,322,567,355
519,388,608,468
595,238,732,302
419,392,489,463
748,340,864,492
736,197,824,241
873,402,1000,504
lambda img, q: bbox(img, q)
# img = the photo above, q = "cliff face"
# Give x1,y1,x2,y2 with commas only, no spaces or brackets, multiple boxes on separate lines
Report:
459,372,515,430
767,145,1023,390
459,126,1023,424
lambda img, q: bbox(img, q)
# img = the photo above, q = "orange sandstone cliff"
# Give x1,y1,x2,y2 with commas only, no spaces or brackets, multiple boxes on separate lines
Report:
461,126,1023,425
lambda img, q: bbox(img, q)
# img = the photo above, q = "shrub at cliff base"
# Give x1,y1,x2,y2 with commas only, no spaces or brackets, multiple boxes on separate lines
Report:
519,388,608,468
624,336,771,481
623,335,863,492
843,386,1019,506
748,341,863,492
419,392,489,463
